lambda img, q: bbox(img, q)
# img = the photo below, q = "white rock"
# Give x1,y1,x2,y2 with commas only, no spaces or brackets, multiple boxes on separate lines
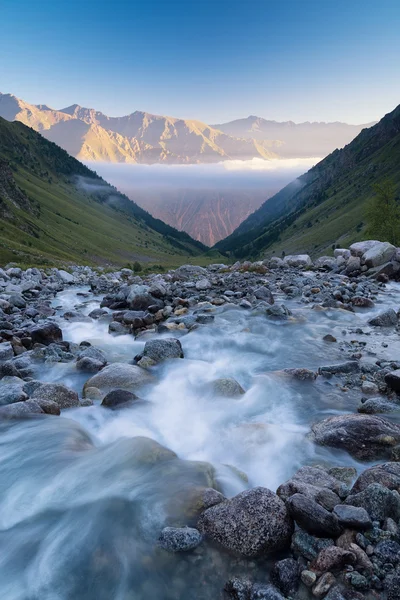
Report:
196,278,212,291
350,240,380,257
362,242,395,268
283,255,313,268
0,342,13,361
334,248,350,259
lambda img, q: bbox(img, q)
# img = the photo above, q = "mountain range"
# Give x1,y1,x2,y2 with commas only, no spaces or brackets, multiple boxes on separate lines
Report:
0,116,205,267
0,92,370,164
215,104,400,258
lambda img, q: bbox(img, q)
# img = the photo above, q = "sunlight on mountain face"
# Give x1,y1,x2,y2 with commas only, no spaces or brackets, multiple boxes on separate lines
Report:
90,158,320,245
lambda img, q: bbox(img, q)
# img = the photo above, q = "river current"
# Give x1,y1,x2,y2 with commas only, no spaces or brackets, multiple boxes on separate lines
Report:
1,282,400,599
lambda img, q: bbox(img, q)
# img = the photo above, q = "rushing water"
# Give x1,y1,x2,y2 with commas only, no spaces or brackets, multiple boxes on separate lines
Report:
1,282,400,599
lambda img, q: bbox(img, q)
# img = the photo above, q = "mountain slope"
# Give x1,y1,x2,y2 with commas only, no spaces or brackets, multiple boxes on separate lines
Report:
215,105,400,258
0,93,278,164
213,116,373,158
0,116,206,267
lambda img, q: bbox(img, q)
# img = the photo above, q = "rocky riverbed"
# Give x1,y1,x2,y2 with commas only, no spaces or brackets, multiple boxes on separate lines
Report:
1,240,400,599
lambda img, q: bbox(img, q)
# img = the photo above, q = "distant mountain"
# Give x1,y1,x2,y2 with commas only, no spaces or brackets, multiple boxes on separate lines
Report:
0,93,278,164
215,105,400,258
0,116,205,266
213,116,374,158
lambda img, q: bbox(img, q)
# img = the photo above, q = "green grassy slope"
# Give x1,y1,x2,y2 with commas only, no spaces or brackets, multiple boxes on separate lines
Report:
215,104,400,258
0,117,207,267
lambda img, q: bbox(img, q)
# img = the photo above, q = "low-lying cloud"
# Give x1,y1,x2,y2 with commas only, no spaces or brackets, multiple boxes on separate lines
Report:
84,158,320,246
88,157,320,192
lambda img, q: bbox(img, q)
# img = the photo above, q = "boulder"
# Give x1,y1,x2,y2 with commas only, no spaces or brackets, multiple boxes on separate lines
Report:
136,338,184,364
0,341,13,361
385,370,400,393
310,546,356,575
197,487,293,557
332,505,372,529
158,526,202,552
368,309,398,327
363,241,395,268
30,322,62,345
0,377,28,405
101,389,139,408
0,399,44,419
31,382,80,409
57,269,74,283
350,240,380,257
310,414,400,460
83,363,154,399
270,558,299,596
345,256,361,275
344,483,400,521
211,377,245,397
283,255,312,268
334,249,350,259
287,493,342,537
195,278,212,291
351,462,400,494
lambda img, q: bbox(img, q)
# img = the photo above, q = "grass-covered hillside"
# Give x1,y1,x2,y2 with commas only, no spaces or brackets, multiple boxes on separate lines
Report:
0,117,207,267
215,104,400,258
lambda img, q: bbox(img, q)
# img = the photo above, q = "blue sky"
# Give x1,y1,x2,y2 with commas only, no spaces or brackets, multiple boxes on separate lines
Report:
1,0,399,123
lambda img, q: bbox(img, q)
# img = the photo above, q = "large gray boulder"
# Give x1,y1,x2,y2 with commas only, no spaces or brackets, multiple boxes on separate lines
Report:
31,382,80,409
197,487,293,557
350,240,380,257
137,338,184,365
362,241,395,268
0,342,13,361
0,399,44,419
310,414,400,460
368,309,398,327
0,377,28,405
283,255,312,268
30,322,63,345
83,363,154,399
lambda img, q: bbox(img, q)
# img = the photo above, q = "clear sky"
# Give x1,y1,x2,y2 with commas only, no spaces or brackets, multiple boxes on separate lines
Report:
1,0,399,124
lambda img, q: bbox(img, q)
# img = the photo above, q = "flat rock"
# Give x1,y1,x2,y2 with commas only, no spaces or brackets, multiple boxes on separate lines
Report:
0,400,44,419
158,526,202,552
31,383,80,409
332,504,372,529
310,414,400,460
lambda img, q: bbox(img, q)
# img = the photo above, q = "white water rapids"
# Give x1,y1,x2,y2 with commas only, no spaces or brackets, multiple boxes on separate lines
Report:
0,283,400,599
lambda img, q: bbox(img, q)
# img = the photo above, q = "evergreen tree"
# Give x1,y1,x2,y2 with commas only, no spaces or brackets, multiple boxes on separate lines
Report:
366,180,400,244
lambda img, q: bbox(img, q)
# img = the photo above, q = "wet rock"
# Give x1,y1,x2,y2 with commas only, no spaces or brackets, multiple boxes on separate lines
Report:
31,382,80,409
283,368,317,381
196,314,214,324
333,505,372,530
211,377,245,397
250,584,286,599
271,557,299,596
368,309,398,327
291,529,334,560
287,493,342,537
76,357,105,372
0,399,44,418
224,578,252,600
254,286,274,304
30,322,62,345
310,546,356,575
323,334,337,343
374,539,400,563
0,341,13,360
35,398,61,415
136,338,184,365
101,389,139,408
310,414,400,460
351,296,375,308
312,572,336,598
0,377,28,405
351,463,400,494
385,370,400,393
125,436,177,465
318,361,360,376
88,308,108,319
358,397,400,414
158,526,202,552
344,483,400,521
108,321,129,335
198,487,293,557
83,363,154,399
265,304,292,319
